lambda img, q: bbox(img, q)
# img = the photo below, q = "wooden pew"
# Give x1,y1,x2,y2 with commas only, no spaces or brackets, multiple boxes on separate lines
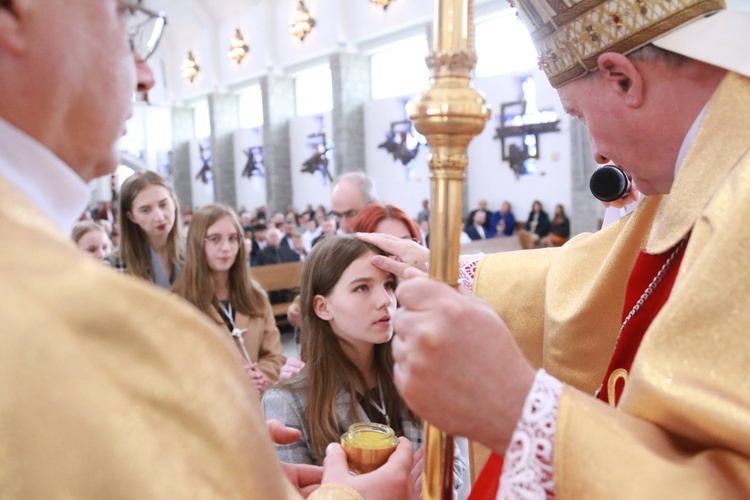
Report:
251,261,303,326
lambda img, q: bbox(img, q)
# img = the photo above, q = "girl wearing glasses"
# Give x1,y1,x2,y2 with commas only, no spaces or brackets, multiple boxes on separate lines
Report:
107,171,184,288
262,236,464,495
172,205,284,392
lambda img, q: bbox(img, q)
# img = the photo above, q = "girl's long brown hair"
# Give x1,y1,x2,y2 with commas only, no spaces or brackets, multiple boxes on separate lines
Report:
297,236,420,463
118,171,184,281
172,205,266,319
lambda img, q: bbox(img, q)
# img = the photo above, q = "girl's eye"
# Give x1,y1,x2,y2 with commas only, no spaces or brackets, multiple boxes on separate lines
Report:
355,284,368,292
384,281,395,290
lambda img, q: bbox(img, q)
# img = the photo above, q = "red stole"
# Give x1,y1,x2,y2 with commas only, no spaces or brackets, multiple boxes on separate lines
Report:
595,240,687,406
470,240,687,499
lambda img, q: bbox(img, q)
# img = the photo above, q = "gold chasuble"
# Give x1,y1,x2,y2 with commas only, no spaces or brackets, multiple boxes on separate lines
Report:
474,73,750,497
0,183,359,497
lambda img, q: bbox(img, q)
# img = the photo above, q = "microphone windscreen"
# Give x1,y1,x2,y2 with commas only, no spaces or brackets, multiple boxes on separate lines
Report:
590,165,630,202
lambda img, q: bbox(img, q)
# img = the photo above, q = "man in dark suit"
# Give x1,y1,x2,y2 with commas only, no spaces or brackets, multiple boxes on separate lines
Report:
278,219,297,252
464,210,487,241
256,228,300,305
467,199,491,236
256,228,300,266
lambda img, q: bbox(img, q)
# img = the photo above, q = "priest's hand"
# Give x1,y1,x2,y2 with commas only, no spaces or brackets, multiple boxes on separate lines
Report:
321,437,414,500
357,233,429,272
267,419,322,496
392,276,536,457
267,418,302,445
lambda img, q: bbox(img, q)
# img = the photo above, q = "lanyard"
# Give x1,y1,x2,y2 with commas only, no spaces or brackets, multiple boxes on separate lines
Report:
368,379,390,428
218,301,253,364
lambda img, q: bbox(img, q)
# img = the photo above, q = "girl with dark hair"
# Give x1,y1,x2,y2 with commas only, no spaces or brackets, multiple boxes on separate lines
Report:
107,171,183,287
518,199,550,249
262,236,464,494
540,204,571,247
172,205,284,391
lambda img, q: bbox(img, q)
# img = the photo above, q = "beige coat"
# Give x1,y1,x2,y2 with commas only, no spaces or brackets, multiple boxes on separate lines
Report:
209,292,285,386
0,177,357,498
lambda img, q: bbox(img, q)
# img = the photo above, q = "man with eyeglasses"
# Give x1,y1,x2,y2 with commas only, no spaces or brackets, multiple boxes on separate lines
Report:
0,1,411,497
330,172,377,234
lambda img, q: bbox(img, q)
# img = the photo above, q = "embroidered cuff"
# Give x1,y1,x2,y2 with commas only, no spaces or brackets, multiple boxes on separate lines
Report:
498,369,562,499
458,253,483,293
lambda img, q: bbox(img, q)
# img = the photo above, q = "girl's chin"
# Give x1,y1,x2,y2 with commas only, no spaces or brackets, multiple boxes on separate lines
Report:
374,331,394,344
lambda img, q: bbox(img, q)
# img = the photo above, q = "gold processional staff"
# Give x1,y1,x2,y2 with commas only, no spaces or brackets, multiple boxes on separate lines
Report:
407,0,490,498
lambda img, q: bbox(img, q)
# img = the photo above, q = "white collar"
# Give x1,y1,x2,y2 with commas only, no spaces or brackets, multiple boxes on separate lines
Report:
0,118,89,234
674,102,709,179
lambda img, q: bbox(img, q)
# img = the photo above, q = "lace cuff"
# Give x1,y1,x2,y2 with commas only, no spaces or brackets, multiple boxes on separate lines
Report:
458,253,483,293
498,369,562,499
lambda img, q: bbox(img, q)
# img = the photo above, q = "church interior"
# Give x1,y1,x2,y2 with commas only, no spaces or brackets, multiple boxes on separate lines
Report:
113,0,588,236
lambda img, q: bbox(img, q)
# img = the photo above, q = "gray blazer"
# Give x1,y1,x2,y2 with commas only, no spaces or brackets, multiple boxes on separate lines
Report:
261,374,465,492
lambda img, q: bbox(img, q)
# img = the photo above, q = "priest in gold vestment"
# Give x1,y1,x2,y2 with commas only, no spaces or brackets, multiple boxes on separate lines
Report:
362,0,750,497
0,2,414,498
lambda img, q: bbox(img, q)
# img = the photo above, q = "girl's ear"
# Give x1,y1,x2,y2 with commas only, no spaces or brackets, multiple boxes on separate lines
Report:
313,295,333,321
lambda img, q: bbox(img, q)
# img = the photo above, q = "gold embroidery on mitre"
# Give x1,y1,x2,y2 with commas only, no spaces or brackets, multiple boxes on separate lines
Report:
510,0,726,88
607,368,629,407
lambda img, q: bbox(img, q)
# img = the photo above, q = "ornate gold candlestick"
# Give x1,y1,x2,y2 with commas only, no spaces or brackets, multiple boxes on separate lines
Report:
407,0,490,498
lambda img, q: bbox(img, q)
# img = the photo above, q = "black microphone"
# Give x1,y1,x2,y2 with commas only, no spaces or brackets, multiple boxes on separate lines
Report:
589,165,631,202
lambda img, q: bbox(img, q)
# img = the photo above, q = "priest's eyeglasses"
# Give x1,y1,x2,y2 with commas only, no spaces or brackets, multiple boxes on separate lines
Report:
119,1,167,61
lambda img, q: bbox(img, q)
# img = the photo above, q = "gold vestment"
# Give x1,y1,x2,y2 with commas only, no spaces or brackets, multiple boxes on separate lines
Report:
0,179,359,498
475,72,750,497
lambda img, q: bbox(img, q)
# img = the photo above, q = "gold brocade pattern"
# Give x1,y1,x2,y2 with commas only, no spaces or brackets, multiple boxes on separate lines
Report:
475,195,660,393
478,73,750,497
0,180,308,497
514,0,724,87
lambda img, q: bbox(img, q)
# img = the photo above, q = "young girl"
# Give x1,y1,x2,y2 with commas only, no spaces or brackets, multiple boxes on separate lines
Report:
72,221,113,261
107,171,183,288
172,205,285,391
262,236,464,493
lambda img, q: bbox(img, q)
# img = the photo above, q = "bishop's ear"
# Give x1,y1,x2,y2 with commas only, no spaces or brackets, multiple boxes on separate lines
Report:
596,52,644,108
313,295,333,321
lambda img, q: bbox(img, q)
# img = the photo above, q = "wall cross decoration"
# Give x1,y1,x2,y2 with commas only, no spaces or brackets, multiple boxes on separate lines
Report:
242,146,265,178
378,101,426,180
195,141,213,184
494,76,560,178
301,120,334,184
